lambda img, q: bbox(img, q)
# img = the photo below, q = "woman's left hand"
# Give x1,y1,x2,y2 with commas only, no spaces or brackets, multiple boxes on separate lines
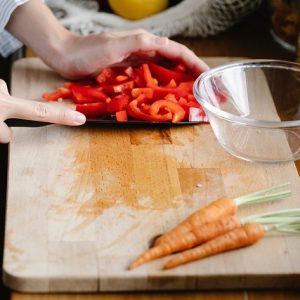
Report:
7,0,208,80
51,29,209,80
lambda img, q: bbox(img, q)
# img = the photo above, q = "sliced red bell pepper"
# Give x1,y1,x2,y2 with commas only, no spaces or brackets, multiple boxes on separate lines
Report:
149,100,186,123
131,87,154,99
142,64,158,87
116,110,128,122
106,94,129,113
165,79,177,88
96,67,116,84
164,93,177,103
124,66,134,78
42,60,208,124
76,102,107,117
101,81,135,94
177,81,194,93
127,100,172,122
149,62,195,85
178,97,202,121
115,75,129,82
140,102,151,113
113,81,134,93
42,87,72,101
151,86,188,99
71,85,108,103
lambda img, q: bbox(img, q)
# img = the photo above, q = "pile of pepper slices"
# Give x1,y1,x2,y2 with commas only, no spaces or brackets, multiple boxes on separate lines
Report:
42,61,207,123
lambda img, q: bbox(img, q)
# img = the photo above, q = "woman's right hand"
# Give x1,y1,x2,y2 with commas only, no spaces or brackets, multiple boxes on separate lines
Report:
0,80,86,143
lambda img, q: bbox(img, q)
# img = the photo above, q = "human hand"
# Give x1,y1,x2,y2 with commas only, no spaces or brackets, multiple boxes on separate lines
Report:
0,80,86,143
6,1,208,80
50,29,209,80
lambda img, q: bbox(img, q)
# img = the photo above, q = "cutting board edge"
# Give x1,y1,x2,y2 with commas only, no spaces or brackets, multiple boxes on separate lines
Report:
3,265,49,293
3,270,300,293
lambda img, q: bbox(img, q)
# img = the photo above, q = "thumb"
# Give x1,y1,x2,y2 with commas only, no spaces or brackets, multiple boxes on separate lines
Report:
0,121,12,143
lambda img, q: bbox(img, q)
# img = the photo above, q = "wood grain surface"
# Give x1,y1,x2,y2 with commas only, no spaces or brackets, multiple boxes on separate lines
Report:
3,57,300,293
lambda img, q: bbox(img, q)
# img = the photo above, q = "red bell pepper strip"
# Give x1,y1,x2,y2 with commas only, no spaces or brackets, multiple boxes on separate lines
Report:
164,93,177,103
149,62,195,85
142,64,158,87
113,81,134,93
151,86,187,99
101,81,135,94
177,81,194,93
165,79,177,88
178,97,203,121
127,100,172,122
116,110,128,122
115,75,129,82
42,87,72,101
96,67,116,84
124,66,134,78
106,94,129,113
76,102,107,117
71,85,108,103
149,100,186,123
131,88,154,99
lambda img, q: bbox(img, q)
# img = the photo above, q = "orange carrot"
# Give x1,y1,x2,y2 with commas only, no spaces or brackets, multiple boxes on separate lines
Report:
163,223,265,269
153,196,238,247
153,183,290,247
129,215,241,270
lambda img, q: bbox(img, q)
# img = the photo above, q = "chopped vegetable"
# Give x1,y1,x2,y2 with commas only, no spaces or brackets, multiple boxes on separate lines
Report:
163,223,266,269
42,87,72,101
163,219,300,269
128,207,300,270
116,110,128,122
129,215,241,270
75,102,107,117
153,183,291,246
42,61,207,123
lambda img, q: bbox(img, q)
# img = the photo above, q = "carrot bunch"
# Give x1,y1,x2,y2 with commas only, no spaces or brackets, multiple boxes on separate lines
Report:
128,183,300,270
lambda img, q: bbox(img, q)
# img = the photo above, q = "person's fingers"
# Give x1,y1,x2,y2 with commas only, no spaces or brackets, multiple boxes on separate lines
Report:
0,79,10,95
8,97,86,126
158,39,209,75
118,33,209,75
0,121,12,143
106,28,148,38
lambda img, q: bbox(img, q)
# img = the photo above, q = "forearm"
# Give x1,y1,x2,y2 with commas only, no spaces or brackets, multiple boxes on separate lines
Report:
5,0,208,80
5,0,75,69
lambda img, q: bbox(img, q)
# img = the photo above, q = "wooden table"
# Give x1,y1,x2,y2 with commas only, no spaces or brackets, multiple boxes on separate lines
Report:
1,5,300,300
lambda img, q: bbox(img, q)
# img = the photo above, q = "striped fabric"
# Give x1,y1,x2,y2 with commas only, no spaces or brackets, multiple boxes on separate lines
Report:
0,0,29,57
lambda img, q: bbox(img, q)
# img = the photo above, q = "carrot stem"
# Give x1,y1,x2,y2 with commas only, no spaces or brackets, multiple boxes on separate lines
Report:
241,208,300,225
234,182,291,206
264,220,300,233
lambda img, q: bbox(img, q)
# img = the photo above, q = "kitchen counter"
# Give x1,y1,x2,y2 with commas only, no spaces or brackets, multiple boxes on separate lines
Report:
1,5,300,300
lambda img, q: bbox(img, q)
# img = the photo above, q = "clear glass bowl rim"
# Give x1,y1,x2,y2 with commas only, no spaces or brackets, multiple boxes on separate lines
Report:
193,59,300,129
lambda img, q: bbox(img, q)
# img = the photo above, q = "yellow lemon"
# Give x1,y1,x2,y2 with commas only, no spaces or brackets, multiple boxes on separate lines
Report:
108,0,169,20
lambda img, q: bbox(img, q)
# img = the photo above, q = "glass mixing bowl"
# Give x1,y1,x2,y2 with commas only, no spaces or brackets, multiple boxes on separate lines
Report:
193,60,300,163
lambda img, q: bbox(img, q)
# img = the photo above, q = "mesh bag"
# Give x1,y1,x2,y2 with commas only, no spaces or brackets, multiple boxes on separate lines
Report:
46,0,262,37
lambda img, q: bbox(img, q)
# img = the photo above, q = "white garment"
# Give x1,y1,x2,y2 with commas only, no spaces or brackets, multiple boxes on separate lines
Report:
45,0,262,37
0,0,29,57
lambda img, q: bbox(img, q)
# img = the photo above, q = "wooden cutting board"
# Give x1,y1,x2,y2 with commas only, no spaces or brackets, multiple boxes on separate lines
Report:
3,57,300,292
